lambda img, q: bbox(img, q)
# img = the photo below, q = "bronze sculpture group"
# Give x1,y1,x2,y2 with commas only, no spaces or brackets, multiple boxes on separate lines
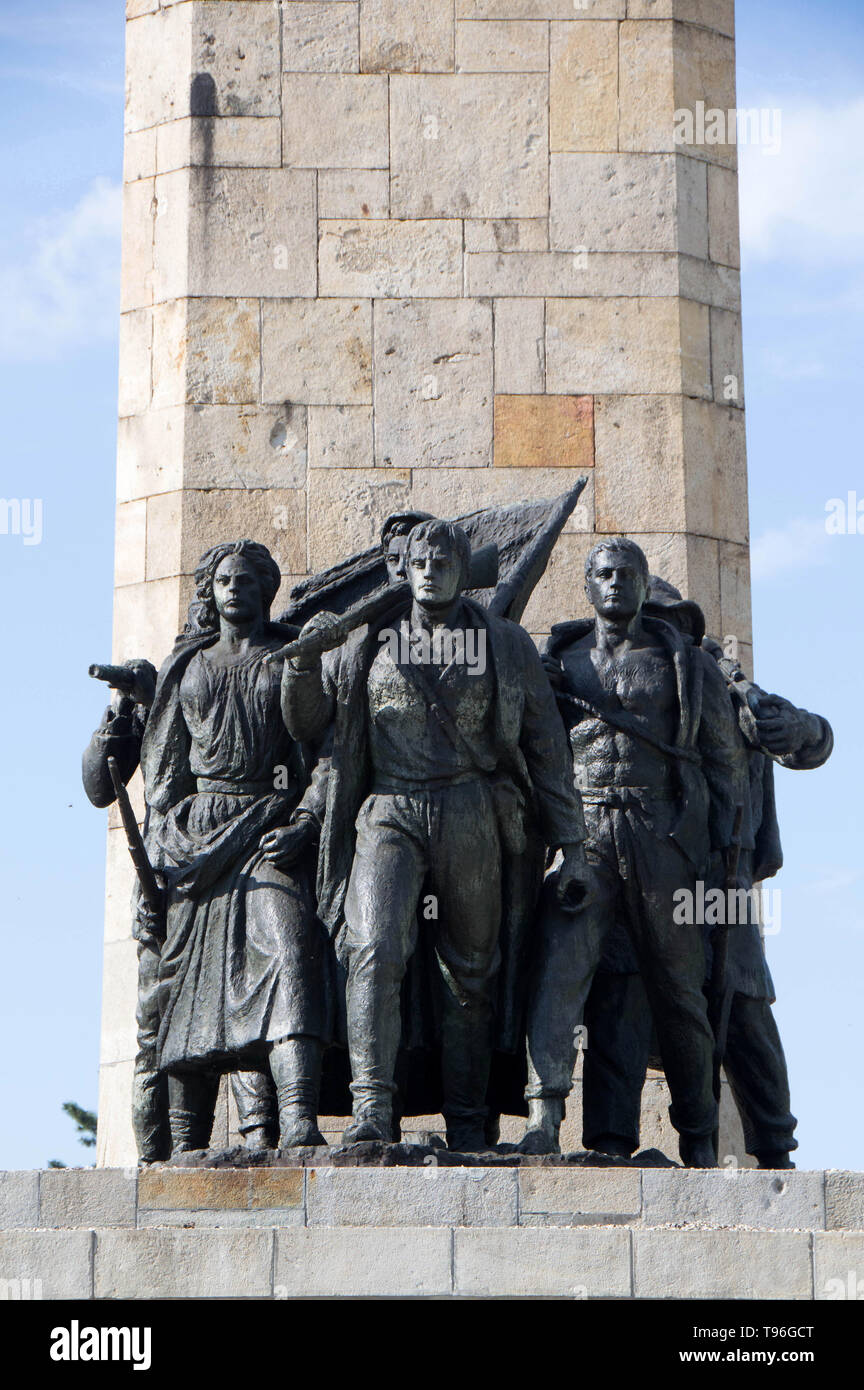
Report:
84,488,832,1169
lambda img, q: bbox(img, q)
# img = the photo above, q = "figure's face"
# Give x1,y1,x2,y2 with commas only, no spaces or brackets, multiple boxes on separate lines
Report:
407,540,463,609
385,535,409,586
213,554,264,626
585,549,647,621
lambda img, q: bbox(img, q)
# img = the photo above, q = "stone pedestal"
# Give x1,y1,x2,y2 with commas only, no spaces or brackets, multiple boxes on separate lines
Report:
3,1166,862,1300
100,2,752,1166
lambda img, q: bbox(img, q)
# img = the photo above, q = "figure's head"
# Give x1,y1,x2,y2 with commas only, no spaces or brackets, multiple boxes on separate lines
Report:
186,540,282,633
406,519,471,611
380,510,435,586
643,575,706,645
584,538,649,622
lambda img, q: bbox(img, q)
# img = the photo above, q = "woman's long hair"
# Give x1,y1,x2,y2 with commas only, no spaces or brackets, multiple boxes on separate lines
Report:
183,539,282,636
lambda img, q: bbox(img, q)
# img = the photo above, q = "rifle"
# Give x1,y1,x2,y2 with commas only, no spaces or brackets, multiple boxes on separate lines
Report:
107,757,163,917
264,543,500,668
709,802,745,1154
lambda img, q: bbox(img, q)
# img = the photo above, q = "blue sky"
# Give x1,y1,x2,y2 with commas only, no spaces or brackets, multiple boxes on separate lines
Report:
0,1,861,1169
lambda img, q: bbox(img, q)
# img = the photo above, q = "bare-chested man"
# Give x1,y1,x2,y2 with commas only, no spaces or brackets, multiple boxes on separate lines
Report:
520,538,747,1166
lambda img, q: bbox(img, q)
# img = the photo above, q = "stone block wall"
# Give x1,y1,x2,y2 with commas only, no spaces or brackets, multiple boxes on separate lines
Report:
99,0,751,1164
3,1167,863,1299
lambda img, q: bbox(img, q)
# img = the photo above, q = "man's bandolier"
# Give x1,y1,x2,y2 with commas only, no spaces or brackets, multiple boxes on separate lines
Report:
525,616,747,1153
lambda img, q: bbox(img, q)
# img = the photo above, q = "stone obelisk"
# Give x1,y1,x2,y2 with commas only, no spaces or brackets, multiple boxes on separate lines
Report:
99,0,749,1165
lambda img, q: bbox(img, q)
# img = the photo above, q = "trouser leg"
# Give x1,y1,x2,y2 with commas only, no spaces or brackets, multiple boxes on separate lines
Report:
269,1036,324,1147
167,1071,220,1153
525,863,612,1101
343,796,426,1119
582,969,653,1155
723,993,798,1159
231,1070,277,1145
133,931,169,1162
623,837,717,1142
431,784,502,1138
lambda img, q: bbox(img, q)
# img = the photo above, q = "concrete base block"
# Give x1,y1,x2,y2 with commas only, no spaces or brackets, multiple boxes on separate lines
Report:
1,1166,862,1299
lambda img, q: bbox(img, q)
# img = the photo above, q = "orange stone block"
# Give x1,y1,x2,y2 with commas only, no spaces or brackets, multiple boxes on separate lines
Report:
494,395,594,470
138,1169,250,1211
249,1169,305,1210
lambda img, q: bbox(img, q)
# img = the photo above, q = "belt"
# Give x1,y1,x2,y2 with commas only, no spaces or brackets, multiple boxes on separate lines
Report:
372,772,487,794
581,785,676,808
195,778,282,795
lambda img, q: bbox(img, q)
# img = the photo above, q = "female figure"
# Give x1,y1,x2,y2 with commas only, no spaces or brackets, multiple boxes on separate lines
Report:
141,540,329,1152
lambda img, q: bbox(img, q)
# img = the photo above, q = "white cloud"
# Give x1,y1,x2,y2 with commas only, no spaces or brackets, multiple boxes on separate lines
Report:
750,517,834,581
0,177,122,364
739,97,864,264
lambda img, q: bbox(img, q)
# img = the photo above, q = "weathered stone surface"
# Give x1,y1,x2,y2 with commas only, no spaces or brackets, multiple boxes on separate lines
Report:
249,1169,305,1211
550,21,619,153
521,532,596,633
184,403,307,490
814,1233,864,1299
118,309,152,417
95,1229,273,1299
261,299,373,406
114,501,148,587
466,250,681,298
112,577,184,668
125,4,191,133
627,0,735,40
275,1228,452,1298
718,540,752,646
104,827,137,945
595,394,687,533
390,75,547,219
373,298,493,468
711,307,744,407
0,1231,93,1299
124,125,157,181
127,1,280,132
682,399,748,543
318,219,463,297
642,1170,825,1231
155,167,317,301
494,395,594,471
455,1227,631,1298
360,0,455,74
282,3,360,73
308,406,374,469
519,1168,641,1221
679,255,740,312
634,1229,812,1299
146,488,306,580
457,1,625,17
318,169,391,220
546,297,710,397
139,1168,250,1211
307,1167,518,1226
456,19,548,72
707,162,740,267
96,1063,137,1170
40,1169,137,1230
619,19,737,167
411,467,593,533
465,218,548,252
825,1172,864,1232
0,1173,39,1229
152,298,260,408
121,177,155,312
494,298,545,394
155,116,282,172
550,152,708,258
307,469,411,569
99,938,139,1067
282,75,389,168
